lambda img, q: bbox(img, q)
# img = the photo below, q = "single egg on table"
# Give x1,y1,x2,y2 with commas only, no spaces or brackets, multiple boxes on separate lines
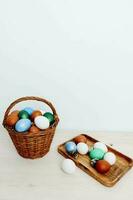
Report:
15,119,32,132
61,159,76,174
65,141,77,154
95,160,111,174
77,142,89,155
19,110,30,119
94,142,108,153
24,107,34,115
6,110,19,126
104,152,116,165
89,148,105,160
74,135,87,144
34,116,50,130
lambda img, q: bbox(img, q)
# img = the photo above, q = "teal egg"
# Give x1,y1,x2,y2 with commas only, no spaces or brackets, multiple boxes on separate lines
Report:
43,112,55,125
15,119,31,132
19,110,29,119
89,148,105,160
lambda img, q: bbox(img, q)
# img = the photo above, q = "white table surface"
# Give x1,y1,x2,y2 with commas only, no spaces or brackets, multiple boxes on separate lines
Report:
0,128,133,200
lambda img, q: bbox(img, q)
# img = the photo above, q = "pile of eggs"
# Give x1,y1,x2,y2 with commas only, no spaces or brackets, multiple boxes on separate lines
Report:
62,135,116,174
5,107,55,134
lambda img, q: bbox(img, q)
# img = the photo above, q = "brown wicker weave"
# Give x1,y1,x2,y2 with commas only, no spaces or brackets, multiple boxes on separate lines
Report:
3,96,59,159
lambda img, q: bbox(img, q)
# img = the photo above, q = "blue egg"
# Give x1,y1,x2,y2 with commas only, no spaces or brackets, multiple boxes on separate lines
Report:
15,119,32,133
23,107,34,115
65,141,77,154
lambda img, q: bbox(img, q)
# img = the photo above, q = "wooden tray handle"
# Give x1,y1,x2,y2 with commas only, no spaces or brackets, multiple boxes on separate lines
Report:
3,96,59,127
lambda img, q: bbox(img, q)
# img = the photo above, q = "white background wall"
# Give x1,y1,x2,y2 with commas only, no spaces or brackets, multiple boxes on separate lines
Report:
0,0,133,131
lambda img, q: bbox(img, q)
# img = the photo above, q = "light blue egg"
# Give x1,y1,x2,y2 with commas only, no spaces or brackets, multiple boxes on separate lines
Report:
23,107,34,115
65,141,77,154
15,119,32,133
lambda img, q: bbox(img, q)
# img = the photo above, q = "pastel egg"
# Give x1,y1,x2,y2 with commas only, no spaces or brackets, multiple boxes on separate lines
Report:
74,135,87,144
19,110,29,119
6,110,19,126
65,141,77,154
61,159,76,174
77,142,89,155
43,112,55,125
31,110,42,121
89,148,105,160
104,152,116,165
34,116,50,130
24,107,34,115
94,142,108,153
15,119,32,132
95,160,111,174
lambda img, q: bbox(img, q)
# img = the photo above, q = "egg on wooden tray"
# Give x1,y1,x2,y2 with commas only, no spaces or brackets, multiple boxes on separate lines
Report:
77,142,89,155
65,141,77,155
94,142,108,153
74,135,87,144
95,160,111,174
104,152,116,165
89,141,117,174
89,148,105,160
5,106,55,134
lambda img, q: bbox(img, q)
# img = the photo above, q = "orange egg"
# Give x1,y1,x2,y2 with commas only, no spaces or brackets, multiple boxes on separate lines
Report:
6,110,19,126
74,135,87,144
29,125,40,134
31,110,42,121
95,160,111,174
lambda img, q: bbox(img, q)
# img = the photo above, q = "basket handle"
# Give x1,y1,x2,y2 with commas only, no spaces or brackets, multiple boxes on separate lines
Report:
3,96,59,126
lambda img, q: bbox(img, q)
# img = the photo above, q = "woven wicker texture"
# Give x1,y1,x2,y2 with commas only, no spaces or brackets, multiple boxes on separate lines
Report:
3,96,59,159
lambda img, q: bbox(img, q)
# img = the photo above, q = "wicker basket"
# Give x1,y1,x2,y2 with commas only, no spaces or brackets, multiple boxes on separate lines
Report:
3,96,59,159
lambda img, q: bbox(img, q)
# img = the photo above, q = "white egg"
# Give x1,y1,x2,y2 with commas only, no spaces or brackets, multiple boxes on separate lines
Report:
104,152,116,165
61,159,76,174
34,116,50,130
77,142,89,155
94,142,108,153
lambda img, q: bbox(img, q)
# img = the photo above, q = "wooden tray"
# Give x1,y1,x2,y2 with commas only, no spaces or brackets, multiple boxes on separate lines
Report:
58,134,133,187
